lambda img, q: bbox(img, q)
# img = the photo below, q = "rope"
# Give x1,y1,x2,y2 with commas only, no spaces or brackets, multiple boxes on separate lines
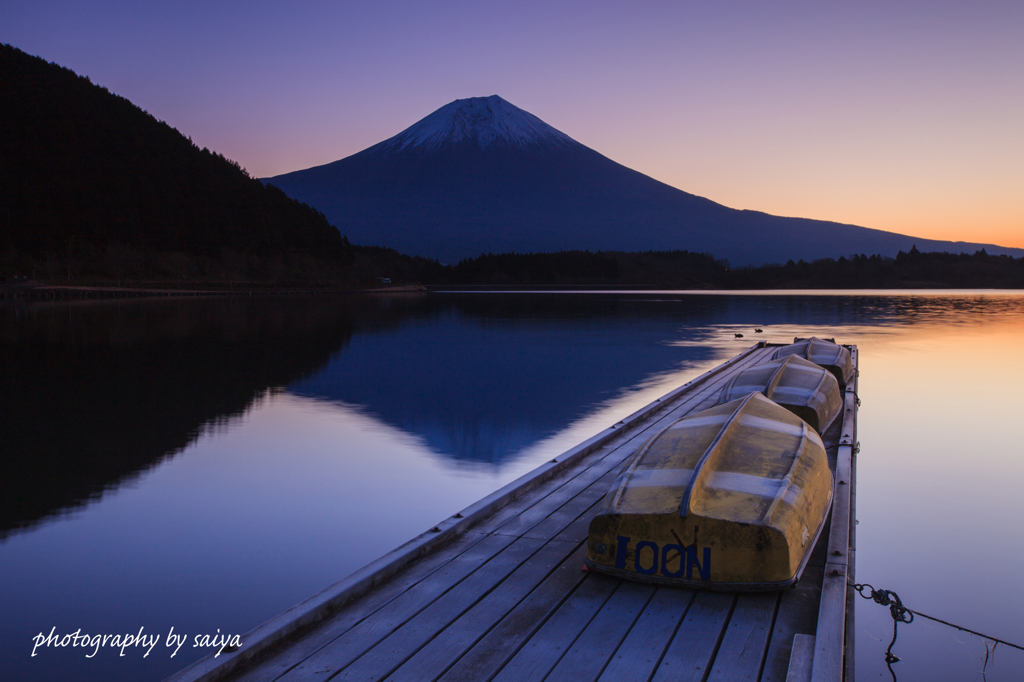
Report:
904,608,1024,651
852,583,1024,653
852,584,913,665
852,582,1024,679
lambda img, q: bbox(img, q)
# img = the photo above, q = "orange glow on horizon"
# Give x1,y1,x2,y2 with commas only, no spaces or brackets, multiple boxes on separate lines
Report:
616,149,1024,252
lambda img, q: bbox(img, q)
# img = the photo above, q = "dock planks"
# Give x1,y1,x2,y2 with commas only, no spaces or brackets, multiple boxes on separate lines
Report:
166,342,857,682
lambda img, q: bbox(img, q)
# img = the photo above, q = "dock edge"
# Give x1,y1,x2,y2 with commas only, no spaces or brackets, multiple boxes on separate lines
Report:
163,343,769,682
810,345,858,682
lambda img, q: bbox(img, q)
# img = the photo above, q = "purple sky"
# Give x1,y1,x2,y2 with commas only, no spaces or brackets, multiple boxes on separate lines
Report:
5,1,1022,247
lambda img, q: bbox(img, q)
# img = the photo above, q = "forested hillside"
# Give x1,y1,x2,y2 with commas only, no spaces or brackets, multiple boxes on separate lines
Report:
0,44,352,284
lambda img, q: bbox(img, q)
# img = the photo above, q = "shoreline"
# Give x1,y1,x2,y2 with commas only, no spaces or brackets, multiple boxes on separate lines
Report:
2,281,1022,303
0,282,429,301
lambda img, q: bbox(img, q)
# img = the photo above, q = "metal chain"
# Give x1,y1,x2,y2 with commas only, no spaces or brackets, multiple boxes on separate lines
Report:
853,582,1024,679
853,583,913,664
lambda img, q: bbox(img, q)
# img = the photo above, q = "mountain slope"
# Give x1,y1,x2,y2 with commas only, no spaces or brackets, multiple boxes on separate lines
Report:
266,95,1022,265
0,44,347,263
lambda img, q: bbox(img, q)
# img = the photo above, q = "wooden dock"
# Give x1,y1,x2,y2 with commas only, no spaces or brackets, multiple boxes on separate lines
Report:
166,341,859,682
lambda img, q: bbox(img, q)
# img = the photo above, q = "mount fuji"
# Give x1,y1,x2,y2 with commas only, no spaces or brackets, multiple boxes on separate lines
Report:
265,96,1021,265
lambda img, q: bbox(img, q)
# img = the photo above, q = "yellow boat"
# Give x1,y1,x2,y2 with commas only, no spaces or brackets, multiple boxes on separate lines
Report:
771,336,854,388
585,392,833,590
717,354,842,433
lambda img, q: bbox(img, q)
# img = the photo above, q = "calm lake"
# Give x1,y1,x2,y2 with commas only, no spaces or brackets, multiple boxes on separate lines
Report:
2,291,1022,681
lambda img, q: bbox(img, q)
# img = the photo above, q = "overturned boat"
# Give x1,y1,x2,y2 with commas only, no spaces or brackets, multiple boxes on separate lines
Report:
585,392,833,590
771,336,854,388
717,354,842,433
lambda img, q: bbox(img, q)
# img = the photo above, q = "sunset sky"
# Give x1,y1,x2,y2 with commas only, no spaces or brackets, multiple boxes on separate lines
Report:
5,1,1022,248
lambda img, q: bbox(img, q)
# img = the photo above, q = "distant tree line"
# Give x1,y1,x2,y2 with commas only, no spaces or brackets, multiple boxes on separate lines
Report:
260,245,1022,290
721,247,1024,289
383,246,1023,289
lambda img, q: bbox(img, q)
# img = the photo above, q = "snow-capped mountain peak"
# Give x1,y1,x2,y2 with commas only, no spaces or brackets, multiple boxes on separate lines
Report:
380,95,576,152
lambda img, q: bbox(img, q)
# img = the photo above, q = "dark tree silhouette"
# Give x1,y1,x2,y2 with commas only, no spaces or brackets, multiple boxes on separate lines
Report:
0,44,354,283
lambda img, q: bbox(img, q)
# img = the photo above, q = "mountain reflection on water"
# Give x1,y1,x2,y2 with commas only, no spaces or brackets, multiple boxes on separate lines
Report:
293,291,1024,465
4,291,1023,537
289,295,724,464
3,291,1024,682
